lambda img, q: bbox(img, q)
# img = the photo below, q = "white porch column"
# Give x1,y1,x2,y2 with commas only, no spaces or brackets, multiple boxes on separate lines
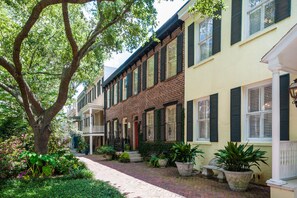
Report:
89,108,93,155
267,68,286,185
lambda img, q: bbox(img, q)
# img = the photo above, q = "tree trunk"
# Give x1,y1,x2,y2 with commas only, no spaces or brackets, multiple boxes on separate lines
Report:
33,125,51,154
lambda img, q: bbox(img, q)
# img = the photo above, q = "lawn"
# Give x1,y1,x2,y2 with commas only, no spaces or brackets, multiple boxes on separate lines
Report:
0,178,124,198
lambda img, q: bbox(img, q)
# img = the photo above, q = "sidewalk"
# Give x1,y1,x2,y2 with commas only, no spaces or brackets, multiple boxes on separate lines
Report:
78,157,184,198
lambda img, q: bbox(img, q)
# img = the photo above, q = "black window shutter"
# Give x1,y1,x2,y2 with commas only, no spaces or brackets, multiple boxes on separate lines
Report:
188,23,195,67
177,33,184,74
230,87,241,142
111,85,114,106
109,89,111,108
187,100,193,141
142,113,146,141
231,0,242,45
119,79,123,102
160,108,165,141
127,72,132,98
160,47,167,81
142,61,147,90
212,9,222,55
176,103,183,142
154,52,159,85
275,0,291,23
154,109,160,141
104,90,107,109
138,66,141,93
280,74,290,140
210,93,218,142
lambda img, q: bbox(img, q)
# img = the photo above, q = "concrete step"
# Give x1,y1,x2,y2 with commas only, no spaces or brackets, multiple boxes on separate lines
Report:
128,153,141,158
130,156,143,162
127,151,142,162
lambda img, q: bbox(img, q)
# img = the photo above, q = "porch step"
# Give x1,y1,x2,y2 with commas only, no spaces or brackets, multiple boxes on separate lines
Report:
127,151,142,162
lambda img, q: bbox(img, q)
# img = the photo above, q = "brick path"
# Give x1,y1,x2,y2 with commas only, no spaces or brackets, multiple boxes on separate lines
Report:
83,155,270,198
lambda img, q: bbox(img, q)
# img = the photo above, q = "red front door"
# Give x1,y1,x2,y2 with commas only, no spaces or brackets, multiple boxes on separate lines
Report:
134,122,138,149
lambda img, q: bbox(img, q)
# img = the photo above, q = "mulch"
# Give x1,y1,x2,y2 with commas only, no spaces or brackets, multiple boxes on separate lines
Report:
84,155,270,198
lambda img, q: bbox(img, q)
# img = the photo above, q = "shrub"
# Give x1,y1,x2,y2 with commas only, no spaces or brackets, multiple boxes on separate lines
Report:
149,155,159,168
68,168,94,179
97,145,116,156
139,141,174,160
118,152,130,163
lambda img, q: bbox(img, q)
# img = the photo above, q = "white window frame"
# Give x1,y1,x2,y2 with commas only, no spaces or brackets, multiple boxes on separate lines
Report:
194,96,210,142
166,105,176,141
133,69,138,95
196,18,213,63
146,111,154,141
244,80,272,142
166,39,177,79
147,56,154,88
107,88,110,108
107,121,110,139
123,76,127,100
114,83,118,105
245,0,275,38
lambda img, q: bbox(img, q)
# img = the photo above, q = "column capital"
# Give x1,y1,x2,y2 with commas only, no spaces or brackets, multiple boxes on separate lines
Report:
268,57,282,72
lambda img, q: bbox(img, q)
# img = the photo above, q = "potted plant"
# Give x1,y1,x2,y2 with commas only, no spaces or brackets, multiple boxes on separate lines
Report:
214,142,268,191
97,145,116,160
171,142,204,176
158,153,168,168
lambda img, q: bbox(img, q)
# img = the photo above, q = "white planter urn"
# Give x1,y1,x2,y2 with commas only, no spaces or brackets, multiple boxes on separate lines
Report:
158,159,168,168
175,162,194,176
224,170,253,191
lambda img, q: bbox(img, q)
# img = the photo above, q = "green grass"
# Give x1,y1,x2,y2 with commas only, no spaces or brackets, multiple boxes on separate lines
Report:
0,178,124,198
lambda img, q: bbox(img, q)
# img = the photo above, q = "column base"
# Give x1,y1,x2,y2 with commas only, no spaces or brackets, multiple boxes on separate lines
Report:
267,179,287,186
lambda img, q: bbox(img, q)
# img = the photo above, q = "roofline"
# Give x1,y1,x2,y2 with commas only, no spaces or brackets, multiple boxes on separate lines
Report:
102,1,189,88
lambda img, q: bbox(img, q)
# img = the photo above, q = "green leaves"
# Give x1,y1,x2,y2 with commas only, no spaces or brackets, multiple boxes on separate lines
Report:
189,0,226,19
171,142,204,163
214,142,268,172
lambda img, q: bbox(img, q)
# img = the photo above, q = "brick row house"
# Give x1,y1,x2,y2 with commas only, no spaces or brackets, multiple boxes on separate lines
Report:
102,12,185,150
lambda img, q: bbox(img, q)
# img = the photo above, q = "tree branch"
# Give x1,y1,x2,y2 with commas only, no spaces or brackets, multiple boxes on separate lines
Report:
0,56,16,77
0,82,23,105
62,2,78,56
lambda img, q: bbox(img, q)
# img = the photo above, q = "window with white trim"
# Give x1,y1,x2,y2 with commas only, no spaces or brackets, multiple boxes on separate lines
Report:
197,98,210,141
246,83,272,140
113,119,118,138
107,121,110,139
146,111,154,141
147,56,154,88
166,105,176,141
198,18,213,62
114,83,118,105
246,0,275,36
107,88,110,108
166,39,177,79
133,69,138,95
123,76,127,100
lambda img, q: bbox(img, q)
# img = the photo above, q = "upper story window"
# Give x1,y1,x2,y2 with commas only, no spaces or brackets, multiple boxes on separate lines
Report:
196,98,210,141
107,121,110,139
147,56,154,88
245,82,272,141
166,105,176,141
107,88,110,108
198,18,213,62
246,0,275,36
133,69,138,95
167,39,177,79
114,83,118,105
123,76,127,100
97,80,101,97
146,110,154,141
113,119,118,138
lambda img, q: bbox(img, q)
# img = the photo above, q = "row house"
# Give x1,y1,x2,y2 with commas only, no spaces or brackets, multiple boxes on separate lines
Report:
179,0,296,190
102,10,185,150
76,76,105,154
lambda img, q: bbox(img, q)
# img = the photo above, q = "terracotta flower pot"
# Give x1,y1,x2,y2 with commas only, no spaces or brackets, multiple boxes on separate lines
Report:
224,170,253,191
175,162,194,176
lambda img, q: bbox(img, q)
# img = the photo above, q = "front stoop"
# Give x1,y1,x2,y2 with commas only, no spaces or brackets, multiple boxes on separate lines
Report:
127,151,142,162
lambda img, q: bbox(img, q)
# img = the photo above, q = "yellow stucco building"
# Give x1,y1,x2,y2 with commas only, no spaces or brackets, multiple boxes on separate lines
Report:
178,0,297,190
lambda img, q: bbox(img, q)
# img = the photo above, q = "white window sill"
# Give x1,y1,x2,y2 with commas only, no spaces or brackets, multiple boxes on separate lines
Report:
239,26,278,47
192,57,215,69
193,141,211,145
244,140,272,147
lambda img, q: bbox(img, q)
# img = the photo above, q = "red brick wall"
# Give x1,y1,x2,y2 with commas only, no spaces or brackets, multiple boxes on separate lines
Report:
105,25,185,146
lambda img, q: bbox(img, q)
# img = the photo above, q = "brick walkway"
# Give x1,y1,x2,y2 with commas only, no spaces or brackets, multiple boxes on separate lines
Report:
84,155,270,198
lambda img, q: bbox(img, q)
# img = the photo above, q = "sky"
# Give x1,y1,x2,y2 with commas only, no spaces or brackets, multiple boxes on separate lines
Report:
104,0,186,68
